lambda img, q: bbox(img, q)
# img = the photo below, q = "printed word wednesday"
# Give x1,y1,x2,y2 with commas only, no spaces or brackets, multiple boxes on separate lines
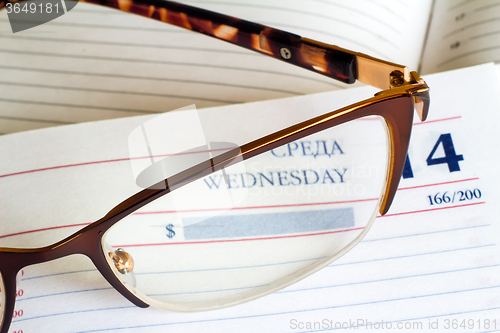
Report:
203,168,348,190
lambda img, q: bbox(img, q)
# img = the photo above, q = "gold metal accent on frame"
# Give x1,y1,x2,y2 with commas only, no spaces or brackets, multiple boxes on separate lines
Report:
108,248,135,274
356,53,411,90
300,38,411,90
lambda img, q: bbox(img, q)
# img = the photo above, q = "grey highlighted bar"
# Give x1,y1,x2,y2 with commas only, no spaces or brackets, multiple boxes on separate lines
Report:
182,208,354,240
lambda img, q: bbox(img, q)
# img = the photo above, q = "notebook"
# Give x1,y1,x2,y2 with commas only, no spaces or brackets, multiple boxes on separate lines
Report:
1,0,499,134
2,0,500,332
2,62,500,332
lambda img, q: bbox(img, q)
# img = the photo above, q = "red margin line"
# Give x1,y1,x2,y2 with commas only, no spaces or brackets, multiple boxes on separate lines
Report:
413,115,461,125
0,158,130,179
0,148,231,179
135,197,379,215
115,227,366,248
0,223,91,240
398,177,479,191
0,178,481,240
0,117,462,179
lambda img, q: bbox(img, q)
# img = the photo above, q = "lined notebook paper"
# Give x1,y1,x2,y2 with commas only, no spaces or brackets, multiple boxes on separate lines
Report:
0,0,434,133
2,63,500,332
3,0,500,134
421,0,500,74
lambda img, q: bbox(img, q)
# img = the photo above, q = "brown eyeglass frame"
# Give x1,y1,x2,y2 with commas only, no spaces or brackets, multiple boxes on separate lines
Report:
0,1,430,332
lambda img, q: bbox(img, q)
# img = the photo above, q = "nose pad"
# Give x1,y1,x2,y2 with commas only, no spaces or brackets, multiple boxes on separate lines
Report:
104,245,137,288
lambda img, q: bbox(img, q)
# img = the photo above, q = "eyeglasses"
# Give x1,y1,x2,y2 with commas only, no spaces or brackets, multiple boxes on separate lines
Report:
0,0,430,332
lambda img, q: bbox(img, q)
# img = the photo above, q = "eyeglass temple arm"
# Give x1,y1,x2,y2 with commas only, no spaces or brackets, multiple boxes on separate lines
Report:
0,0,410,89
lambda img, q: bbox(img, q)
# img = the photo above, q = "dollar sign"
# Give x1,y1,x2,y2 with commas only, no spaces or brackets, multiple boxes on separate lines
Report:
166,224,175,238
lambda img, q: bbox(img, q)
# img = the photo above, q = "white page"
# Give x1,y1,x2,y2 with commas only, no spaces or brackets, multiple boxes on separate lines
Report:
3,63,500,332
421,0,500,74
0,0,432,134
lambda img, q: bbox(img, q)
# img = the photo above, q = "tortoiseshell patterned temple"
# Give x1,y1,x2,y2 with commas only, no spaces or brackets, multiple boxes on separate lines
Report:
78,0,359,83
0,0,411,86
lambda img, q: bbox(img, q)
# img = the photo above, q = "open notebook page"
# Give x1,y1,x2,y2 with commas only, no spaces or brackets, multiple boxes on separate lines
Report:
2,63,500,332
0,0,432,134
421,0,500,74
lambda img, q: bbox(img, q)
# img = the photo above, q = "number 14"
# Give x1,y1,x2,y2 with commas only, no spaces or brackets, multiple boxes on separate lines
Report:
403,133,464,179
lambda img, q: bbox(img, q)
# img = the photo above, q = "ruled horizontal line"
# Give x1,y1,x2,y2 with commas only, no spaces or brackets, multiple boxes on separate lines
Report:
331,243,495,266
178,1,398,46
148,283,269,297
475,3,500,12
379,201,486,218
281,263,500,294
0,18,181,33
21,242,494,283
304,305,500,333
1,24,390,61
0,115,73,125
0,49,340,87
135,256,327,276
51,4,396,59
363,224,491,243
0,81,241,104
22,268,98,281
368,0,402,16
471,30,500,40
12,305,137,324
132,245,497,277
437,45,500,67
261,21,392,60
0,97,158,114
18,287,113,302
0,65,300,95
78,0,403,34
0,34,253,55
448,0,476,12
398,177,479,191
443,18,500,39
301,0,402,33
25,262,494,302
0,14,394,60
14,284,500,326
